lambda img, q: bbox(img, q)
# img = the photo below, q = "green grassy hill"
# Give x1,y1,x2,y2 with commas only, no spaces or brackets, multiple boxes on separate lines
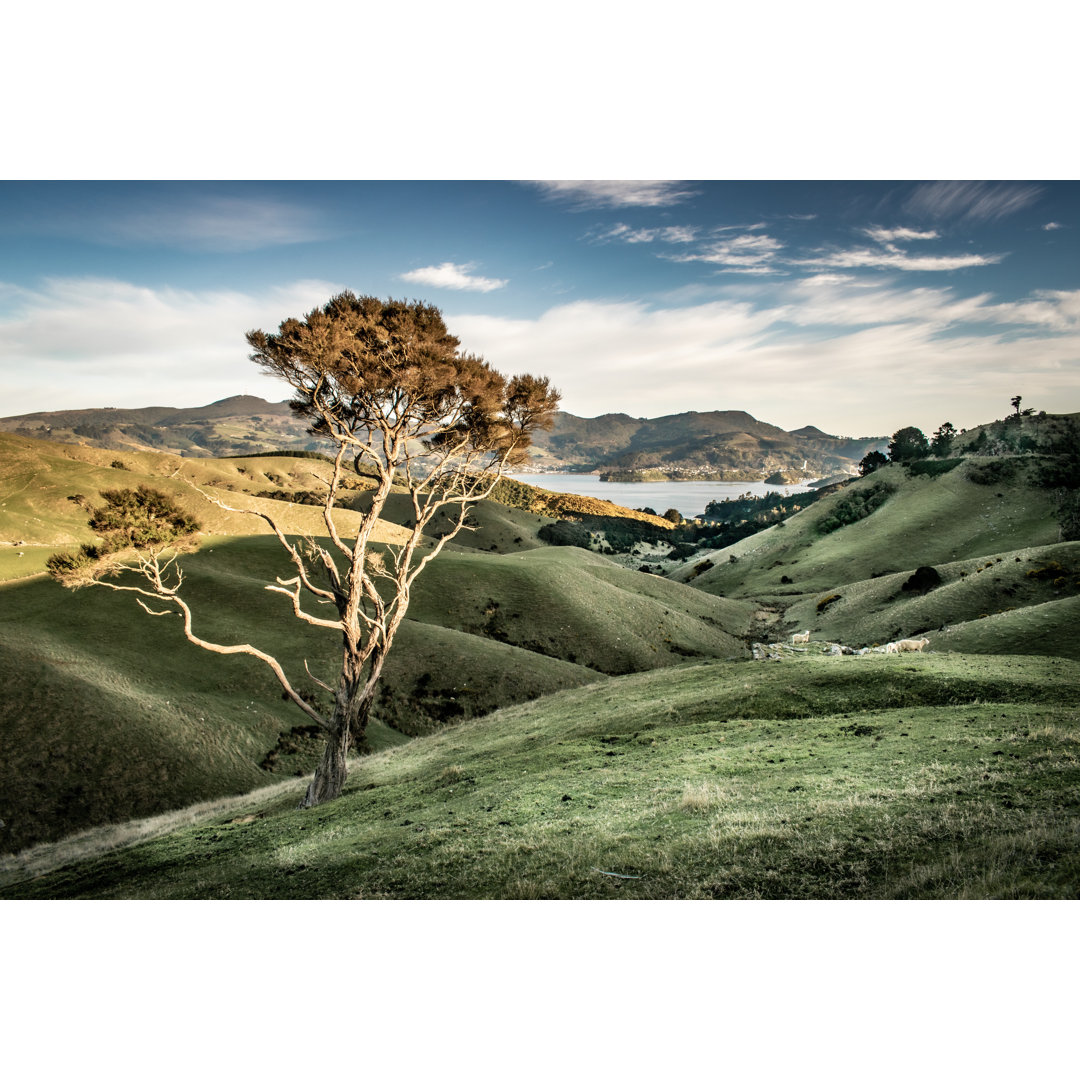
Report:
666,455,1078,660
3,651,1077,899
0,431,412,579
675,459,1063,601
776,542,1080,656
4,425,1079,895
1,528,751,853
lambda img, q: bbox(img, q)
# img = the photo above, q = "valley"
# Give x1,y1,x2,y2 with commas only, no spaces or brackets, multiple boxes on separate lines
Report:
1,408,1078,899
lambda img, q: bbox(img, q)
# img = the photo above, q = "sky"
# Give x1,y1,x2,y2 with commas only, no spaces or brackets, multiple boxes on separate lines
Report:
1,178,1077,436
0,178,1075,434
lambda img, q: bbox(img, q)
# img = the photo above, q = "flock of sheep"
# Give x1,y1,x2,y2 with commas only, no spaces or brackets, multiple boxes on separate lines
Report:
789,630,930,654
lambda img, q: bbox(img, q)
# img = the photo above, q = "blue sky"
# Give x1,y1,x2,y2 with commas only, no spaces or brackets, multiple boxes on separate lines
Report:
1,179,1077,436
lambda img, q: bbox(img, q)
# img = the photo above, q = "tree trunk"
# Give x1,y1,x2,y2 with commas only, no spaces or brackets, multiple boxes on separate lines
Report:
298,720,351,808
297,653,383,809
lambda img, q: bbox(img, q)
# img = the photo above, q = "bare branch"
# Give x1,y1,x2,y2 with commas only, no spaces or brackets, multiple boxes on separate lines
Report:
184,478,339,605
304,659,335,696
265,578,345,631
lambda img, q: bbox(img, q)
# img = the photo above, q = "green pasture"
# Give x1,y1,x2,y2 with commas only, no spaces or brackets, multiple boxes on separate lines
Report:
4,652,1077,899
679,459,1062,599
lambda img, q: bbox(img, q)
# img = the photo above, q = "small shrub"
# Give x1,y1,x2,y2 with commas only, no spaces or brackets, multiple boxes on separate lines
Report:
965,459,1017,485
902,566,942,593
839,722,876,737
905,458,963,478
816,593,842,613
110,459,129,470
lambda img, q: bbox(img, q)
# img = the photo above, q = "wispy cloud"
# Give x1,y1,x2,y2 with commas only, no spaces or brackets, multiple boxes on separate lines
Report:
794,247,1005,272
447,282,1080,431
863,226,940,243
661,233,784,274
1043,221,1064,231
588,223,699,244
527,180,699,209
398,262,508,292
903,181,1043,222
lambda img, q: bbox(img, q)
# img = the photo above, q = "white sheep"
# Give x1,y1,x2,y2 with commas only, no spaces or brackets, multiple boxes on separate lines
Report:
896,638,930,653
885,642,900,654
791,631,810,645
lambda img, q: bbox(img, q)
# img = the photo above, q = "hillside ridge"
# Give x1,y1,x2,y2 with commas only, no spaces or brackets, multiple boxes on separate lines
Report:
1,396,887,476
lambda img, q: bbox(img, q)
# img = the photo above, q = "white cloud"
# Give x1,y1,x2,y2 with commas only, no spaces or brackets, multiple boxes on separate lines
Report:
526,180,698,209
0,276,341,413
446,285,1080,433
1043,221,1063,231
398,262,507,292
903,181,1042,222
794,246,1004,272
6,272,1078,442
663,233,784,272
589,223,699,244
863,226,940,243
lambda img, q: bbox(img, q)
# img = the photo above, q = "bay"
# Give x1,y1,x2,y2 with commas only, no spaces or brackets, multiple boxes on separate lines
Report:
503,473,819,520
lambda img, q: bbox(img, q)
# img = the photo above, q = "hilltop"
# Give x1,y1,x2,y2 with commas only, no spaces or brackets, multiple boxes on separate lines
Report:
0,395,315,458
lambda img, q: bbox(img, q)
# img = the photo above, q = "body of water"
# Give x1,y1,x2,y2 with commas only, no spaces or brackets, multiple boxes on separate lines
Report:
504,473,819,519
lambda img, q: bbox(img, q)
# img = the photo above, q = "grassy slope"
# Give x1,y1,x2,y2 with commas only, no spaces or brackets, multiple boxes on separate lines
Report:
404,545,752,674
5,434,1079,895
675,459,1061,600
0,531,751,853
781,542,1080,656
0,432,409,577
4,651,1077,899
669,458,1078,653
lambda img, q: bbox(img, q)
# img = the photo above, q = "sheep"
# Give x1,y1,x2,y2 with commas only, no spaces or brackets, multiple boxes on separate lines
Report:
885,642,900,654
791,631,810,645
896,638,930,653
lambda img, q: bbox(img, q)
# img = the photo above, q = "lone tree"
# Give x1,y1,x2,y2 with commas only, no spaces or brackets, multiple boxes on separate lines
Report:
887,426,930,463
930,421,958,458
49,293,560,808
858,450,888,476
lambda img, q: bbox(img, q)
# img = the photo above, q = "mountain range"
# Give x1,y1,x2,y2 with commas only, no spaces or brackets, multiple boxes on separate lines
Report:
0,396,887,480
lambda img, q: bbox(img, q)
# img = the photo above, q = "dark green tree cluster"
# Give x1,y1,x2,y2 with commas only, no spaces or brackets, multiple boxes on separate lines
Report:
887,426,930,462
47,486,200,580
858,450,888,476
817,481,895,535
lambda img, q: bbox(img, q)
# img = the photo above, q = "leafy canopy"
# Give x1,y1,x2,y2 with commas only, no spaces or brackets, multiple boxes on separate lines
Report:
246,292,558,468
887,426,930,463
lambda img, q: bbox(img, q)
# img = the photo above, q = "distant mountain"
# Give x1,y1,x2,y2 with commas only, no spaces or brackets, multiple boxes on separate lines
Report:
0,395,316,457
527,410,887,481
0,397,888,478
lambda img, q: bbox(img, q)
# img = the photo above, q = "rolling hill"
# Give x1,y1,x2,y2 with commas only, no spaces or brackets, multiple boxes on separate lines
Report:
0,434,752,853
2,411,1079,896
671,450,1079,658
4,650,1077,899
0,396,886,479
